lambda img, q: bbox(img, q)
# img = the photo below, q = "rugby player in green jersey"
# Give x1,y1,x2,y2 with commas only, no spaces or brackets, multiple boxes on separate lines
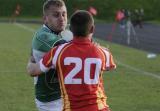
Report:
27,0,72,111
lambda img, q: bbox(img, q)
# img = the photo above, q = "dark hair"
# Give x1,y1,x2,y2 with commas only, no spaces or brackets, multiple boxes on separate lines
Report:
43,0,65,15
70,10,94,37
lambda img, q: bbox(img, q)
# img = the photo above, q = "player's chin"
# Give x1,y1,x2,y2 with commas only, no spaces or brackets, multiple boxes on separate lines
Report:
58,26,66,32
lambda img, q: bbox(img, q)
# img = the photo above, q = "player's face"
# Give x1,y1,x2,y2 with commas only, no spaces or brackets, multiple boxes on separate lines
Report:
44,5,67,33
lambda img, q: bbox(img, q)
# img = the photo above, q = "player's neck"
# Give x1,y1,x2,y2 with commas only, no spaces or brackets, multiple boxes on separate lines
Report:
74,36,92,41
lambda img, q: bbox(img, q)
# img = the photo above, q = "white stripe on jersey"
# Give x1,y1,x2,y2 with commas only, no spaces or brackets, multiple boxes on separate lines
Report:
52,43,69,68
39,59,49,72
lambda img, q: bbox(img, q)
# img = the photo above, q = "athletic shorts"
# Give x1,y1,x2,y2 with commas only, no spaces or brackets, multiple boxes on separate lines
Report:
35,98,62,111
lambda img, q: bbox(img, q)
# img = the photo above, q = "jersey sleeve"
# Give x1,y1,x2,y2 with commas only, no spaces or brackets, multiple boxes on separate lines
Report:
101,48,116,71
39,43,68,73
32,32,61,52
39,47,57,72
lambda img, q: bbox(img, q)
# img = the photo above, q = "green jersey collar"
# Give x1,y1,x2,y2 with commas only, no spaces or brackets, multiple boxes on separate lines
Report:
43,24,59,35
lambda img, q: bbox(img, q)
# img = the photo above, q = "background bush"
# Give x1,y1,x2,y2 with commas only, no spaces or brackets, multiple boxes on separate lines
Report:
0,0,160,21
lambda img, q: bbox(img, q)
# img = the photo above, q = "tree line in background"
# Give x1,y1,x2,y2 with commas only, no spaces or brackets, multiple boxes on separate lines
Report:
0,0,160,21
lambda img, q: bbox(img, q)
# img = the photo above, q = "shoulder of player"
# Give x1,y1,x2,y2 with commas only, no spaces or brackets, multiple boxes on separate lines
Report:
32,31,62,52
54,42,71,52
95,45,110,53
32,31,61,46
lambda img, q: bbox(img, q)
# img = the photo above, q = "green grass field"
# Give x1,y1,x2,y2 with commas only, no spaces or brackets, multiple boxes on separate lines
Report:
0,22,160,111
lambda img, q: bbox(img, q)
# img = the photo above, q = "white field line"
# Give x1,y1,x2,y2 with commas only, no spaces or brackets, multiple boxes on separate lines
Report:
11,23,160,80
14,23,35,32
117,60,160,80
0,71,25,73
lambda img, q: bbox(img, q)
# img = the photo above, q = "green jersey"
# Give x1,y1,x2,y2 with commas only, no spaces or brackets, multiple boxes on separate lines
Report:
32,25,65,102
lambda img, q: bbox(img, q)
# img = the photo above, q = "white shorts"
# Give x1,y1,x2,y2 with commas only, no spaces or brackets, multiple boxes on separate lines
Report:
35,98,62,111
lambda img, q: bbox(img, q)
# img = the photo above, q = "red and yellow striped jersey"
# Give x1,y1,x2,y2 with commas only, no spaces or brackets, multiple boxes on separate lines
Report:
40,37,116,111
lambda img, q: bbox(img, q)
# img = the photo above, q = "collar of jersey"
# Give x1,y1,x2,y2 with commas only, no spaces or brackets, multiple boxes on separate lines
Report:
43,24,59,35
72,37,92,45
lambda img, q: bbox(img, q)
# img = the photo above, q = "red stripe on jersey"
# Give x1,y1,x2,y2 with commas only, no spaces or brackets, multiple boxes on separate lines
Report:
97,47,107,70
42,47,57,67
46,48,55,66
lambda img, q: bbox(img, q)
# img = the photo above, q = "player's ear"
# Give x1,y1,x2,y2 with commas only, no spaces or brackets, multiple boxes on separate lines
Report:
43,16,46,23
90,25,95,33
43,15,48,23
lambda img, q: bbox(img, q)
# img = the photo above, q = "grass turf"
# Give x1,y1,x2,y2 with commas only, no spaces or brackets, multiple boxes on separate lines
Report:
0,22,160,111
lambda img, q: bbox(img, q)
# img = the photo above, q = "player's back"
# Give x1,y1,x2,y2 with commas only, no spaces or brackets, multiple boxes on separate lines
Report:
57,38,109,111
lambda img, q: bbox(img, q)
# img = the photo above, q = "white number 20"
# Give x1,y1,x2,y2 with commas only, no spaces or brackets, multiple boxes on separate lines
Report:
64,57,102,84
